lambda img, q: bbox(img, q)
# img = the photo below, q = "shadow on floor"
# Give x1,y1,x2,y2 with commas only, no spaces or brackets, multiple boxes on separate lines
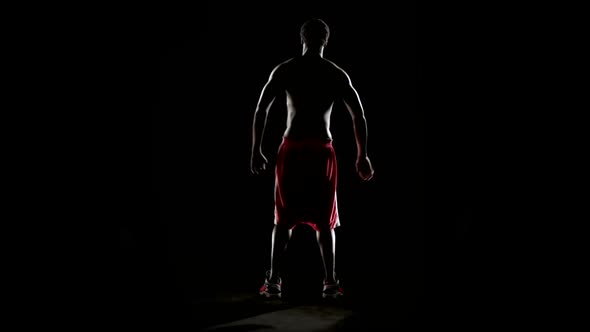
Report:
193,290,355,331
192,292,291,329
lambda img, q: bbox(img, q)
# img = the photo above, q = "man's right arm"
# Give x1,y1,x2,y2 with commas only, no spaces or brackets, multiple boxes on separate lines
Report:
341,71,369,158
340,69,374,180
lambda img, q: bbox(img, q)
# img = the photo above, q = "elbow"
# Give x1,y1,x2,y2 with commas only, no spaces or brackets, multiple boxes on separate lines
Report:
253,109,268,125
254,108,267,118
353,115,366,127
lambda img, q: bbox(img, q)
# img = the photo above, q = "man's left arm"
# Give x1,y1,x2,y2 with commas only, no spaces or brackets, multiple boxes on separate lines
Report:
250,65,283,174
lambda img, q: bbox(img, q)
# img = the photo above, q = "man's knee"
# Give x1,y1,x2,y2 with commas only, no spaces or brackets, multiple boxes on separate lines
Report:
274,224,292,235
315,226,335,234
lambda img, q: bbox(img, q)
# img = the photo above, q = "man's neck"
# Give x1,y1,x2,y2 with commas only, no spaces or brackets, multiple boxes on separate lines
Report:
302,45,324,58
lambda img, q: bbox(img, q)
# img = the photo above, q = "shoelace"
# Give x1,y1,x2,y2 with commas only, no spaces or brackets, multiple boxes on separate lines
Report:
323,283,343,293
266,279,282,286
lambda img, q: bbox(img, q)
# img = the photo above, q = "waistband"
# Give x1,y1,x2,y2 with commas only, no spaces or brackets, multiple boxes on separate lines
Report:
281,136,333,148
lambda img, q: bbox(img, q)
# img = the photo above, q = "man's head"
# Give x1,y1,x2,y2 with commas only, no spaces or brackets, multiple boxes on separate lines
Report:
300,18,330,48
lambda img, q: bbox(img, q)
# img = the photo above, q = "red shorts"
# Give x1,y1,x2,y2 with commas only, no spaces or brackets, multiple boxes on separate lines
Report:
274,137,340,231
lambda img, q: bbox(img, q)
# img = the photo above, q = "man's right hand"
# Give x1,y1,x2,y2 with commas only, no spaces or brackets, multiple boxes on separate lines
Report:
251,151,269,175
356,156,374,181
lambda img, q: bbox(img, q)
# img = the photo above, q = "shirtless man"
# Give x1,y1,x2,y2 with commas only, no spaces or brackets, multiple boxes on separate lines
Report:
251,18,374,298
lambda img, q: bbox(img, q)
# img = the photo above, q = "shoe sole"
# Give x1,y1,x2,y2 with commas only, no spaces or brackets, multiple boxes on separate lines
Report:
260,291,282,298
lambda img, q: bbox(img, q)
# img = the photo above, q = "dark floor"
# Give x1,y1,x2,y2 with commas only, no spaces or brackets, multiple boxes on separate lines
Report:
180,278,422,331
119,215,502,331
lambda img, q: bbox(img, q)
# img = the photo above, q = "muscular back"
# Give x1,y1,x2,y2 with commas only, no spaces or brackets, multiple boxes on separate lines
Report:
252,50,372,179
274,55,348,140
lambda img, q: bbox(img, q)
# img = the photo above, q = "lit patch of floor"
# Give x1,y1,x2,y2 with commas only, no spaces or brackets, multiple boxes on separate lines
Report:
202,305,353,332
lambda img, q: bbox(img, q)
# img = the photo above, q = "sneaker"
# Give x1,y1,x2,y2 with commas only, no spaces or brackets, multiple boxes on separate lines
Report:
259,271,282,298
322,280,344,299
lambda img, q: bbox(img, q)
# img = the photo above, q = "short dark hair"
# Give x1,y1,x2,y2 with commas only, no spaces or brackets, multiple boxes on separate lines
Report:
300,19,330,47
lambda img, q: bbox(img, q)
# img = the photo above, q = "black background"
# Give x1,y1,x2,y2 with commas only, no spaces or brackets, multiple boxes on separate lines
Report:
119,1,480,329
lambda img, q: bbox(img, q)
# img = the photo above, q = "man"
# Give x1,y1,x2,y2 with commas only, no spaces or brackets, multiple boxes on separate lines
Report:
250,18,374,299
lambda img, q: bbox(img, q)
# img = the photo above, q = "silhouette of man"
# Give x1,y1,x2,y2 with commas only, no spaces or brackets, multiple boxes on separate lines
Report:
251,18,374,299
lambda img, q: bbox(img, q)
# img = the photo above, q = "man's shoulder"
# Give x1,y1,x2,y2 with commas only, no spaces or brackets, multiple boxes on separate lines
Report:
323,59,350,83
273,58,296,71
270,58,296,78
322,58,341,69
